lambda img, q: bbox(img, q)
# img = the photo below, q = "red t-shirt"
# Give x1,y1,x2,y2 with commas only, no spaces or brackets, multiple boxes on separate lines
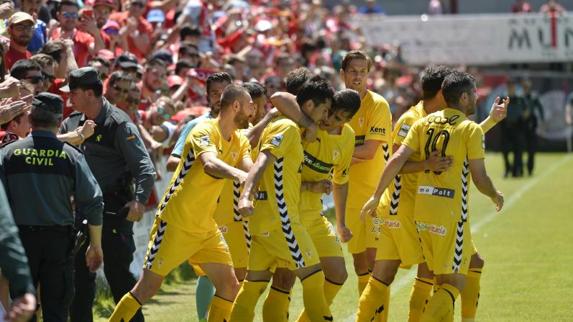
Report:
49,28,95,67
109,12,153,60
4,45,32,71
49,78,73,117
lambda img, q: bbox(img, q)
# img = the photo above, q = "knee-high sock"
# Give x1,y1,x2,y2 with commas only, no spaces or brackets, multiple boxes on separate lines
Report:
356,276,390,322
301,271,332,321
461,269,482,322
208,295,233,322
196,276,215,321
420,283,460,322
358,272,370,295
262,286,291,322
108,292,141,322
296,278,343,322
408,277,434,322
229,280,268,322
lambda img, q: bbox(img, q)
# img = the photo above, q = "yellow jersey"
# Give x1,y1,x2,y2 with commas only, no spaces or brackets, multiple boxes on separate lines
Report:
250,118,304,234
300,124,355,218
158,119,251,233
402,108,485,223
347,90,392,208
378,101,426,218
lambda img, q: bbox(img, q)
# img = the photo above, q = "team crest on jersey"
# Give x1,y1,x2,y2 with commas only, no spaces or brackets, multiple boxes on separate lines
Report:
398,124,411,138
270,134,283,147
332,150,340,161
198,135,211,147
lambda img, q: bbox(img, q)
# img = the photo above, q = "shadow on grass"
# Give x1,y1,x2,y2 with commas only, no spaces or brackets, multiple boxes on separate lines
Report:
94,263,198,319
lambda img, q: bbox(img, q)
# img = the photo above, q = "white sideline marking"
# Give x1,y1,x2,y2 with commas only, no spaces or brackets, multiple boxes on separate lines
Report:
344,155,572,322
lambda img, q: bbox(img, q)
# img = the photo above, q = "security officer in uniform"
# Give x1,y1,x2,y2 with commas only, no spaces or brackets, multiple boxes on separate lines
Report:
59,67,155,322
0,181,36,322
0,92,104,322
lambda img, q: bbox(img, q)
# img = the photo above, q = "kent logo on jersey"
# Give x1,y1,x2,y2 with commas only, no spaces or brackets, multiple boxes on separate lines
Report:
370,126,385,135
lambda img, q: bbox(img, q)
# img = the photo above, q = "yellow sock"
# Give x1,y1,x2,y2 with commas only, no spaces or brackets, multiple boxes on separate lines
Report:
108,292,141,322
461,268,482,322
208,295,233,322
296,278,343,322
262,287,291,322
408,277,434,322
420,283,460,322
355,276,390,322
230,280,268,322
358,272,370,295
300,270,332,321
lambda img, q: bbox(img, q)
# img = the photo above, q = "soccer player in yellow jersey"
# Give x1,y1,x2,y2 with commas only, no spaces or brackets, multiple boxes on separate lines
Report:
108,85,255,322
339,51,393,293
213,82,269,283
362,71,504,322
230,78,334,322
269,89,360,322
355,66,509,322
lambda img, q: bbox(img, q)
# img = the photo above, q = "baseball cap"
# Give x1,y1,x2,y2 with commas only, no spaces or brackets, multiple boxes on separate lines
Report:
93,0,115,8
96,49,115,61
8,12,35,26
146,9,164,23
115,52,138,69
59,67,102,92
31,92,64,116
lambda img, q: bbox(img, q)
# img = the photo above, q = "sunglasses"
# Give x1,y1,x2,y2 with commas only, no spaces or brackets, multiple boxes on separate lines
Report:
13,24,35,32
24,76,44,84
62,12,79,19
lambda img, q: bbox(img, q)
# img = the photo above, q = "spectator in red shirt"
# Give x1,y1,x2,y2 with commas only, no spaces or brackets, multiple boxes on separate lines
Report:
105,70,133,110
50,0,105,67
94,0,116,29
512,0,533,13
112,0,153,60
30,53,57,92
5,12,35,70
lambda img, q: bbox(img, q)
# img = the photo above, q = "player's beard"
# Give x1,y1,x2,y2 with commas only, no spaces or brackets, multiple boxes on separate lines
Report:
234,111,250,129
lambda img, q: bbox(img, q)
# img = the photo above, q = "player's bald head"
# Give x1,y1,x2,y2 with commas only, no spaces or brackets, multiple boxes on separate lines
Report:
220,84,251,112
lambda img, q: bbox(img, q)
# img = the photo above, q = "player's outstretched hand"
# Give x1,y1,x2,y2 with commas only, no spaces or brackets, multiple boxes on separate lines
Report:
238,197,254,217
360,196,379,222
490,96,510,123
492,191,504,212
336,224,352,243
426,150,452,172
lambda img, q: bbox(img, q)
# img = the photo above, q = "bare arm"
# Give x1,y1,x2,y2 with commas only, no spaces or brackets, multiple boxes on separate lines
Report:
237,150,274,216
333,183,352,243
468,158,504,211
166,155,180,172
360,145,414,219
244,109,277,148
351,140,383,164
270,92,318,141
198,151,248,182
480,96,509,133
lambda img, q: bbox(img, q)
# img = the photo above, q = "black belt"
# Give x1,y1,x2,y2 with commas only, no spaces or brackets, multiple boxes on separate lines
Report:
18,225,72,233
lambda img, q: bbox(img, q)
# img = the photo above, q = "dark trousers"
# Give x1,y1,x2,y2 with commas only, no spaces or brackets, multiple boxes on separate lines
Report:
70,227,144,322
501,120,525,177
525,119,538,175
12,227,74,322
